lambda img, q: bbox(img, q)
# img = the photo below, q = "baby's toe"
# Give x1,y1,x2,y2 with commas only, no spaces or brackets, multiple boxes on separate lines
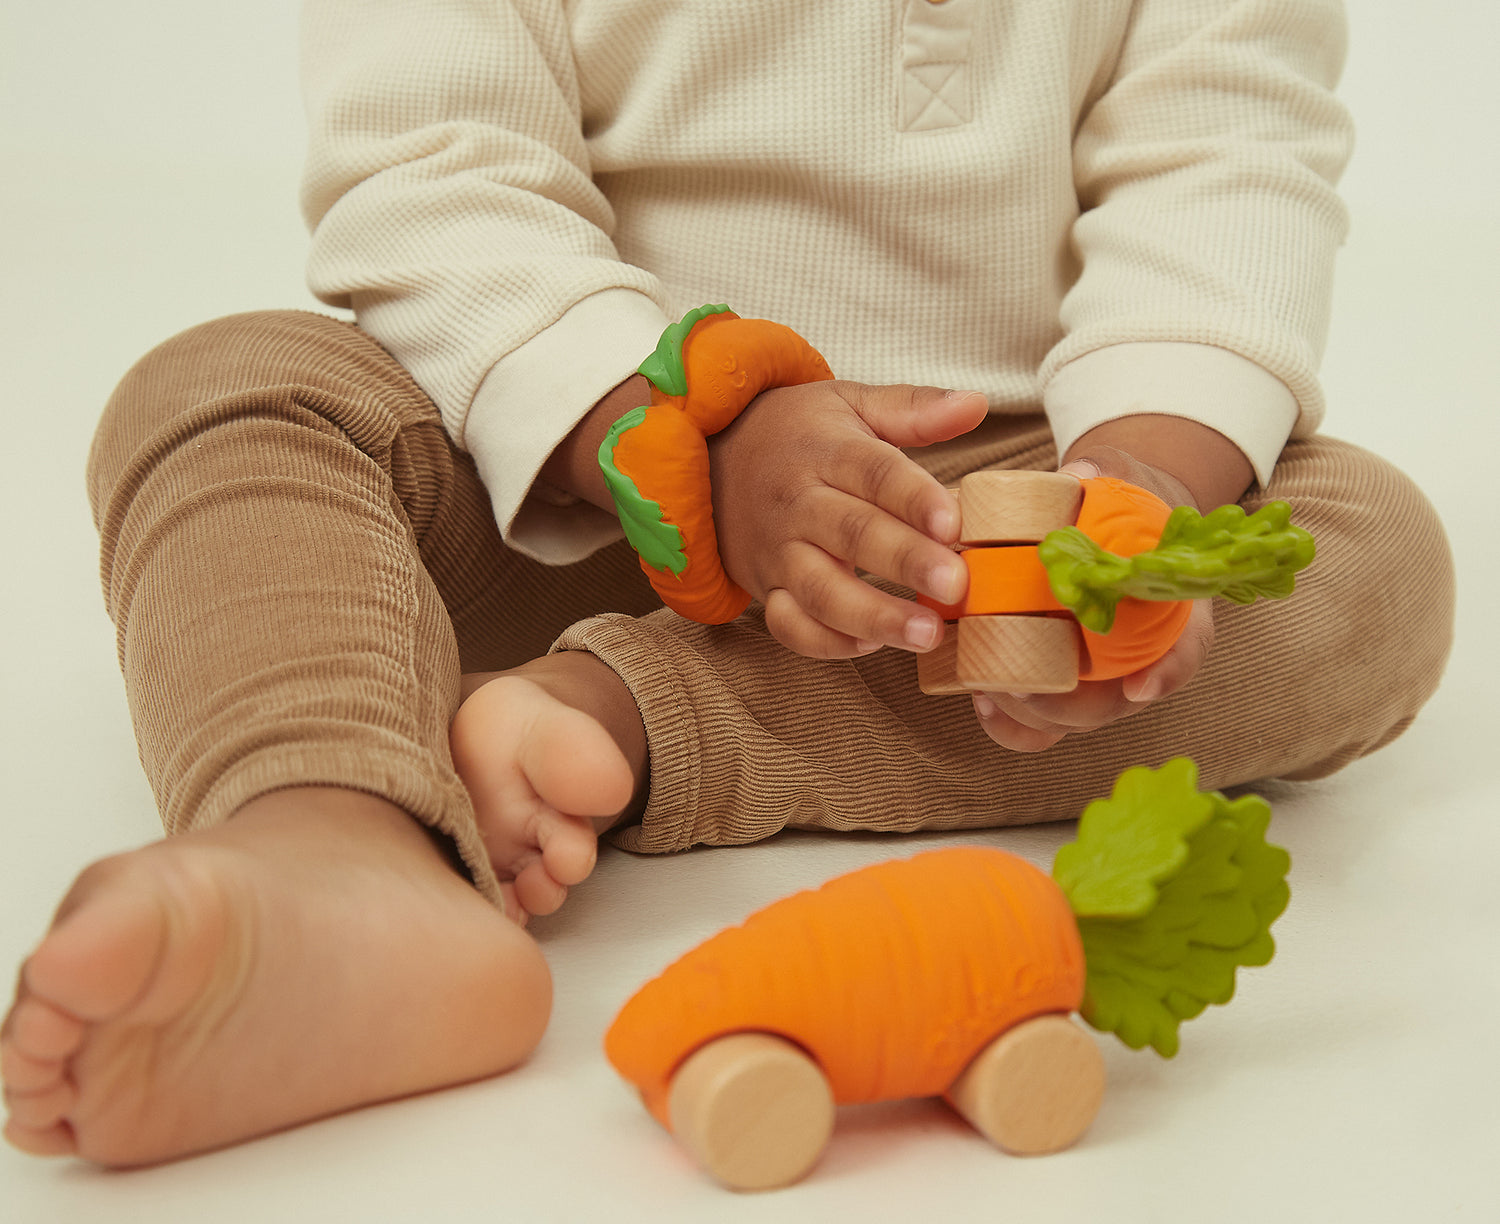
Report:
538,813,598,887
3,1077,76,1131
3,1115,77,1157
513,861,569,919
5,997,85,1063
1,1039,65,1094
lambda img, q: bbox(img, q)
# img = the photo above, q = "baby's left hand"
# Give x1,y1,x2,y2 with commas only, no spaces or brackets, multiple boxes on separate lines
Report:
971,598,1214,751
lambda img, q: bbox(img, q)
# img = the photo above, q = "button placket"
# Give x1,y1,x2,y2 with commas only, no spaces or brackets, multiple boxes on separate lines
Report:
898,0,977,132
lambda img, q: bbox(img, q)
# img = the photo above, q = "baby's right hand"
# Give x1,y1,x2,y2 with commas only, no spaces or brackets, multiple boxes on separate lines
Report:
708,381,987,658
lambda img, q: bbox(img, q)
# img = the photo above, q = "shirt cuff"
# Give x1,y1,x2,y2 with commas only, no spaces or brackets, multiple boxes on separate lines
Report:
464,289,672,564
1043,342,1301,489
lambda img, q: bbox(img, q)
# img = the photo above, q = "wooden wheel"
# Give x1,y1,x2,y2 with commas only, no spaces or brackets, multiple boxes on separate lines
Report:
917,614,1081,695
957,470,1082,543
944,1013,1106,1155
666,1032,835,1191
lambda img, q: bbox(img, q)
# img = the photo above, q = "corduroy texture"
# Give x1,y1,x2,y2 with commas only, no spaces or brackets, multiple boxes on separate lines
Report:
87,311,659,906
87,310,1455,903
563,423,1457,855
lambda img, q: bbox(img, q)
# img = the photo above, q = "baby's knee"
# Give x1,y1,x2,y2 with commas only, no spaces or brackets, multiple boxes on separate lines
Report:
86,311,386,526
1269,438,1455,770
1313,440,1452,678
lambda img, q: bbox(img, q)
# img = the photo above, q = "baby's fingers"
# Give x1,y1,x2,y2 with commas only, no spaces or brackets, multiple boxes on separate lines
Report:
765,542,948,656
847,385,990,451
829,435,965,545
971,694,1069,753
762,588,874,659
808,485,967,605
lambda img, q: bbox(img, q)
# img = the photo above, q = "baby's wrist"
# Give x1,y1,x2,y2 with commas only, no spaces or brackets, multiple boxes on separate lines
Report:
538,373,652,512
1061,415,1254,512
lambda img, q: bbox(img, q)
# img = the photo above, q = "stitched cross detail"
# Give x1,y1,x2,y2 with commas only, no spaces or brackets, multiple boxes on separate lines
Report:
898,0,975,132
902,60,972,131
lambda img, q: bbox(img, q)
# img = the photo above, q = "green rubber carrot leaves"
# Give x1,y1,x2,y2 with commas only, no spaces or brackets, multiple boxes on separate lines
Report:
1039,500,1316,633
1052,757,1213,919
1051,759,1291,1057
599,407,687,575
637,303,731,396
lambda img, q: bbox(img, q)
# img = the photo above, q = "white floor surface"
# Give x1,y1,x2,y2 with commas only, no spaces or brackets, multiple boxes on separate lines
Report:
3,4,1497,1221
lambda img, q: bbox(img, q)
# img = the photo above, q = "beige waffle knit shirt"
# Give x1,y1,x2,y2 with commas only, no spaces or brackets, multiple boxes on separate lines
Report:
300,0,1353,565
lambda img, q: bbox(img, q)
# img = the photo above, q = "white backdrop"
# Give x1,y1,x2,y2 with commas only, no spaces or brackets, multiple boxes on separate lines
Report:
2,3,1497,1220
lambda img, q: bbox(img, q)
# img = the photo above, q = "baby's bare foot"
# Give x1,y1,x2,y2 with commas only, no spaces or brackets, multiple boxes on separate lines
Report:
451,653,647,921
1,787,550,1166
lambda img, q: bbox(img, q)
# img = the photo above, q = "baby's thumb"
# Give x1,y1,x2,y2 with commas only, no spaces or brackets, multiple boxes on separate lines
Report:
1057,458,1101,481
854,386,988,447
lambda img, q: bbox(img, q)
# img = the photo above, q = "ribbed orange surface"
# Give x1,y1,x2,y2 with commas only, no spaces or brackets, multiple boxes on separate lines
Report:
605,847,1086,1128
1072,478,1192,679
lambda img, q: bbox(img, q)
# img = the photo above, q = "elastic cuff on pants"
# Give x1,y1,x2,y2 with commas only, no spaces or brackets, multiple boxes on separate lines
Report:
550,612,715,855
181,739,506,910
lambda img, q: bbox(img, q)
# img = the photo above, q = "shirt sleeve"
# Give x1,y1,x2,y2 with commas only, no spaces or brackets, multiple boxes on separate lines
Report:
1041,0,1355,487
298,0,669,561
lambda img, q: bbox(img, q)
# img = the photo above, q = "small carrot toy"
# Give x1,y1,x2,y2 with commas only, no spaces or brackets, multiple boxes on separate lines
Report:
917,471,1315,694
605,758,1290,1191
599,305,834,623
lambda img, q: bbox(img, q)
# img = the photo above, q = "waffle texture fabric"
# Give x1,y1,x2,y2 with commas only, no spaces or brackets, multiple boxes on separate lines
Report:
300,0,1354,564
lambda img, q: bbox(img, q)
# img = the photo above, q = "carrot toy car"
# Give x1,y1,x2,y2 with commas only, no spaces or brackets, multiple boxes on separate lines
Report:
605,758,1291,1192
916,469,1316,694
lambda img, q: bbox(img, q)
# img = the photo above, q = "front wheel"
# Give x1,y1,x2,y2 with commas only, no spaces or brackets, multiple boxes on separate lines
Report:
943,1012,1106,1155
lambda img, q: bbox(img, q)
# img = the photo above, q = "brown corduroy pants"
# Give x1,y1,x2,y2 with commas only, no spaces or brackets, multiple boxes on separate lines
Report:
87,311,1456,906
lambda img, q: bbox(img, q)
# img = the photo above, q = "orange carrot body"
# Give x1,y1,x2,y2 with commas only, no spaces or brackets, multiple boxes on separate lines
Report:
609,401,751,623
604,847,1086,1128
674,312,834,435
918,476,1193,682
1072,478,1192,680
929,546,1065,618
609,313,834,623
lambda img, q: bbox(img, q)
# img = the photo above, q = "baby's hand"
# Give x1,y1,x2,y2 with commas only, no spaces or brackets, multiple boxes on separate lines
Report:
709,382,987,658
971,598,1215,751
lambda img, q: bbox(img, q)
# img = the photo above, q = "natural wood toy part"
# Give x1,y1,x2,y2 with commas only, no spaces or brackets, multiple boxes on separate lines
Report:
917,614,1081,695
917,470,1190,694
954,469,1082,544
943,1013,1106,1156
664,1013,1105,1191
666,1032,836,1193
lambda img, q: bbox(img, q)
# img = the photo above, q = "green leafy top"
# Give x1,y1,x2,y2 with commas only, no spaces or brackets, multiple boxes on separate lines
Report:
637,304,733,398
1051,758,1291,1058
598,407,686,575
1038,500,1316,633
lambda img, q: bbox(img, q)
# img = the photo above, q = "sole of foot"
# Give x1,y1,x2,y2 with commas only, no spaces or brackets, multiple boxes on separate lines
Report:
2,787,551,1166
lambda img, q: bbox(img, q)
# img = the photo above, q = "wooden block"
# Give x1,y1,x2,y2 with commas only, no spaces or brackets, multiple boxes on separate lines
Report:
916,615,1080,695
666,1032,835,1192
944,1013,1106,1156
958,471,1083,545
916,628,968,695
